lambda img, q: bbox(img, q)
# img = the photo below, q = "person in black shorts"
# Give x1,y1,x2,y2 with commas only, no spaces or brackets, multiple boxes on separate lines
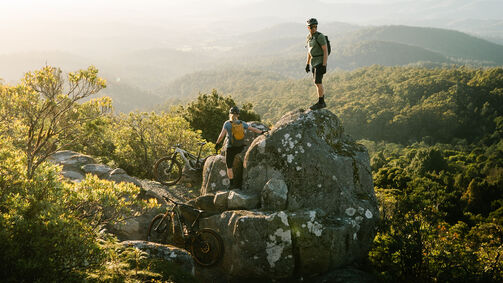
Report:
215,106,265,189
305,18,328,110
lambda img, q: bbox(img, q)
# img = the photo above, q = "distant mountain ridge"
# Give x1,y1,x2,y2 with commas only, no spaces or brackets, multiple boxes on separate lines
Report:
347,25,503,64
2,22,502,111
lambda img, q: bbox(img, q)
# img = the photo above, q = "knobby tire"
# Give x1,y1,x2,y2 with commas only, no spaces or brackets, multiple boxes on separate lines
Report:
147,214,172,243
153,156,182,186
190,228,224,266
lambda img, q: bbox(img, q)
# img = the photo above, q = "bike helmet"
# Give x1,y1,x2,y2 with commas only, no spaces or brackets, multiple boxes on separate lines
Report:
307,18,318,26
229,106,240,114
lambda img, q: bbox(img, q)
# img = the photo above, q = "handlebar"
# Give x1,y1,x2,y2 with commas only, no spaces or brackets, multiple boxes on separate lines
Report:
163,196,179,206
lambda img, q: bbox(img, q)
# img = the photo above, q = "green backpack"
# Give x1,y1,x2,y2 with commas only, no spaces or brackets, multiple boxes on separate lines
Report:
316,33,331,56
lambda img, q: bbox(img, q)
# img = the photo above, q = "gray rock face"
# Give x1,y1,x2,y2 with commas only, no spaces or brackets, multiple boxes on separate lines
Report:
201,155,230,195
199,210,294,279
48,150,95,178
193,194,217,212
104,170,142,188
213,191,229,210
82,164,113,177
198,109,379,280
261,178,288,211
227,189,259,210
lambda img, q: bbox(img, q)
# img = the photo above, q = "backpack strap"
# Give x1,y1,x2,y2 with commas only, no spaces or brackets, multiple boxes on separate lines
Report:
312,32,325,58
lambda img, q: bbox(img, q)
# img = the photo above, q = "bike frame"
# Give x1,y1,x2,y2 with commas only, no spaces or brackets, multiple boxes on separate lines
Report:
162,197,202,245
170,143,206,171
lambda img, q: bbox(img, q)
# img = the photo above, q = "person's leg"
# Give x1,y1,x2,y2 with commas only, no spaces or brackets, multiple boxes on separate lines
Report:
227,168,234,179
225,146,243,188
225,147,240,189
315,83,324,98
225,149,235,187
310,67,326,110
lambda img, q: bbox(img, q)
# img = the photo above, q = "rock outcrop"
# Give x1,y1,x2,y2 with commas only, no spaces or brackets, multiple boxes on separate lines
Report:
201,121,268,195
197,109,379,280
47,151,163,241
47,151,142,188
48,109,378,281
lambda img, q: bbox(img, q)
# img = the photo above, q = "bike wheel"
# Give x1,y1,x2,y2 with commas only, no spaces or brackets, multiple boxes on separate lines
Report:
190,228,224,266
153,156,182,186
147,214,172,243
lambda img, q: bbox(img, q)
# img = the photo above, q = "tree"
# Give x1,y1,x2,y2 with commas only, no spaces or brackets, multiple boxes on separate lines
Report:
183,89,260,142
0,65,109,179
111,111,213,178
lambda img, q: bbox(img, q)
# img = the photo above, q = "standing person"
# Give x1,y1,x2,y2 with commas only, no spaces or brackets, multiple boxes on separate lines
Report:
214,106,265,189
305,18,328,110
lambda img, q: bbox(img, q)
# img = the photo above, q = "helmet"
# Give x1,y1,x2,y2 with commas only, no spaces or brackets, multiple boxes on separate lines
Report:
229,106,240,114
307,18,318,26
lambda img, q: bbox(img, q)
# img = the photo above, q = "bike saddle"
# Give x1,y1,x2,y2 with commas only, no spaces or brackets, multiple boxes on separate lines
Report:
197,142,207,146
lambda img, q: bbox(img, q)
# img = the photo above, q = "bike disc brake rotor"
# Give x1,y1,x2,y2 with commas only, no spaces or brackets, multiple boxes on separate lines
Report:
199,241,210,253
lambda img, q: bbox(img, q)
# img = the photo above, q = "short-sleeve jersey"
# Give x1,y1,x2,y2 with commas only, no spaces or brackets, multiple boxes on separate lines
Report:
307,31,327,67
223,120,249,147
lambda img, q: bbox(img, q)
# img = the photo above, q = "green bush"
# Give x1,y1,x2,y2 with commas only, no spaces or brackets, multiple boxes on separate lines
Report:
0,137,152,281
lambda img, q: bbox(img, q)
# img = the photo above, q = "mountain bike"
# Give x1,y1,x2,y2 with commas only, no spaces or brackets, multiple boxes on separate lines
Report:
147,196,224,266
153,142,209,186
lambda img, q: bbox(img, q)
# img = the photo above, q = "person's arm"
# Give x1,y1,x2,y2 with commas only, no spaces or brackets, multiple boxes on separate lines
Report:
248,126,265,134
306,52,312,65
215,127,227,145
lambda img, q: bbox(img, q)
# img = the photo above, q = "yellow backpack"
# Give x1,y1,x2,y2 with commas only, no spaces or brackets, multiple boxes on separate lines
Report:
231,121,245,144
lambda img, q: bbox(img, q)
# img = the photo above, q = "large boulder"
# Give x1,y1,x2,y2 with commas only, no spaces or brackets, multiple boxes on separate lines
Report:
201,122,269,195
199,210,294,279
198,109,379,280
201,155,230,195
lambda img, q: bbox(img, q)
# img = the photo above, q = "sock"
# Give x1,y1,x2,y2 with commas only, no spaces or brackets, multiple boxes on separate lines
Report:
319,96,325,103
229,178,234,187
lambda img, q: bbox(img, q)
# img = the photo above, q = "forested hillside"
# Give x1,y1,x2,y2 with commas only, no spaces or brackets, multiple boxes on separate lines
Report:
162,66,503,144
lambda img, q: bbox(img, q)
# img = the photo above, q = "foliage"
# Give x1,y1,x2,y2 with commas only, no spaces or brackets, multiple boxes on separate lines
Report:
109,111,214,179
0,65,109,178
365,138,503,282
86,235,195,282
182,89,261,142
0,137,149,282
161,66,503,147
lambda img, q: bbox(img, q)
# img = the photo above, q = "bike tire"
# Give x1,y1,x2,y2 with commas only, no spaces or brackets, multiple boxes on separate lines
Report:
147,214,172,243
153,156,182,186
190,228,224,266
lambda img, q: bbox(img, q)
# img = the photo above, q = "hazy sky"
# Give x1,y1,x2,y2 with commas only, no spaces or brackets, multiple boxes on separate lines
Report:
0,0,415,22
1,0,501,56
1,0,497,24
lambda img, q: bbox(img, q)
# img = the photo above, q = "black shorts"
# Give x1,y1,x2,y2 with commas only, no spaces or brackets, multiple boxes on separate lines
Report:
225,146,244,168
313,65,324,84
